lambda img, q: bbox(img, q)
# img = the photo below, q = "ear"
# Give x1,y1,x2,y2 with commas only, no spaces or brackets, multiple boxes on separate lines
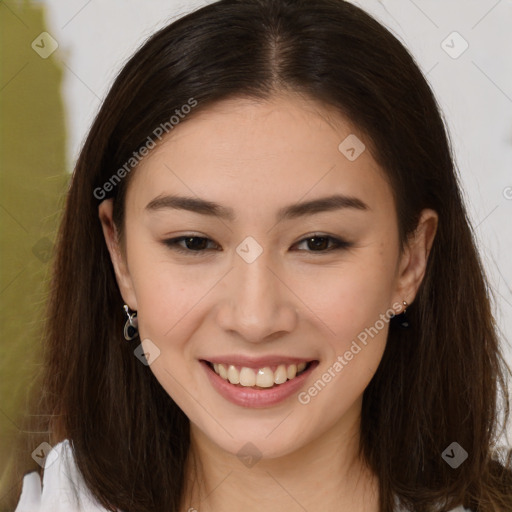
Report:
98,199,138,310
393,208,438,307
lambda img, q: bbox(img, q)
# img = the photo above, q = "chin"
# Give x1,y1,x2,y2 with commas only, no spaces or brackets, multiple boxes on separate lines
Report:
193,412,316,461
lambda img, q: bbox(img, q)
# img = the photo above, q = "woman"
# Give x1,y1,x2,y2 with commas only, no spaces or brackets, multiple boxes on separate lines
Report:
13,0,512,511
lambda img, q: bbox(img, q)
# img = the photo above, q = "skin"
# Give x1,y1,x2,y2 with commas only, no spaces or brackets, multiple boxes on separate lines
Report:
99,92,438,512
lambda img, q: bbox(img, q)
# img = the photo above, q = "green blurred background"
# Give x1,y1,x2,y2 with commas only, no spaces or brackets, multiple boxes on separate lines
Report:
0,1,69,509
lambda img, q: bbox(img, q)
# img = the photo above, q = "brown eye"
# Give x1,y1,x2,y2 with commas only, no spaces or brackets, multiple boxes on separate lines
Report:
163,236,219,254
294,235,352,253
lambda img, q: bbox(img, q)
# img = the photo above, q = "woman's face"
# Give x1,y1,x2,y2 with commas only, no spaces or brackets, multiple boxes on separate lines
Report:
100,93,437,460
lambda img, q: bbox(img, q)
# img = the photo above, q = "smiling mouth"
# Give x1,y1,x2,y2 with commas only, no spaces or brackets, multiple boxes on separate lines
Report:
203,360,317,389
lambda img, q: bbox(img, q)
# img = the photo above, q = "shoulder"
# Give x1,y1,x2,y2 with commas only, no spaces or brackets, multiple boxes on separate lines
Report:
14,439,120,512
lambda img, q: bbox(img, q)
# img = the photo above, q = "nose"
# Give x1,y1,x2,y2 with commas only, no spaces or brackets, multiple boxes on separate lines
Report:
216,247,298,343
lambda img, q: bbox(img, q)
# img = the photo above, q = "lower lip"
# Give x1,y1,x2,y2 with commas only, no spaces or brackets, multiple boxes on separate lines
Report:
201,360,318,408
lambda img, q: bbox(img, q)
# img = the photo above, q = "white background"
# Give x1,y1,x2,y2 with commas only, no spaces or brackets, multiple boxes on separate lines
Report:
37,0,512,443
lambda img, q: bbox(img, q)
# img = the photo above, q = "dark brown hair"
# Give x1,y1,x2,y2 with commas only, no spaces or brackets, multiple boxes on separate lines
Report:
13,0,512,511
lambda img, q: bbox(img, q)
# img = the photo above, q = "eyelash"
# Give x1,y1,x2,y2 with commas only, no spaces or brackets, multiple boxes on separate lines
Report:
162,234,352,255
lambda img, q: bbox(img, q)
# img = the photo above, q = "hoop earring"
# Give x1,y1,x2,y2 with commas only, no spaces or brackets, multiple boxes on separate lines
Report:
394,300,410,329
123,304,139,340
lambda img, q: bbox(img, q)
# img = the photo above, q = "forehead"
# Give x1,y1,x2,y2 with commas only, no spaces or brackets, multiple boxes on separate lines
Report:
127,93,393,219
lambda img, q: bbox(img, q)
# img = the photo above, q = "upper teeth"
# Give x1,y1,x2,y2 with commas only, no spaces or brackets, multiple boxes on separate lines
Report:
212,362,307,388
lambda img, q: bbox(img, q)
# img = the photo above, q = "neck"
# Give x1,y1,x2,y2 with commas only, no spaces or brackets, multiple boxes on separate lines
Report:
181,400,380,512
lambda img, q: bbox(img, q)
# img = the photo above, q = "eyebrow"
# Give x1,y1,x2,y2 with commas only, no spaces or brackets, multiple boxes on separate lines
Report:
145,193,369,222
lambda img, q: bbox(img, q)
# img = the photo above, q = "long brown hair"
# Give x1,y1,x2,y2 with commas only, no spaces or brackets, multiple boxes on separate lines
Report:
13,0,512,511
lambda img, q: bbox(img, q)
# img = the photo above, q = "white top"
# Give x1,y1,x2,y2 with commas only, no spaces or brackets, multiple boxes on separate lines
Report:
15,439,117,512
15,439,473,512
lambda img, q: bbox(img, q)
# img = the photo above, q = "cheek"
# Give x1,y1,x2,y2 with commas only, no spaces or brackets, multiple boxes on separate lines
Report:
293,257,396,421
132,262,218,342
294,244,398,342
127,254,215,414
122,223,223,338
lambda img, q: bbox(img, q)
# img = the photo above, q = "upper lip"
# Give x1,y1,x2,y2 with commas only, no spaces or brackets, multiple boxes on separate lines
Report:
201,355,316,368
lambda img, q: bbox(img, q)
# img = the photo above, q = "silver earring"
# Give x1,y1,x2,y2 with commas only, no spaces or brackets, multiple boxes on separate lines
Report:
123,304,138,340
